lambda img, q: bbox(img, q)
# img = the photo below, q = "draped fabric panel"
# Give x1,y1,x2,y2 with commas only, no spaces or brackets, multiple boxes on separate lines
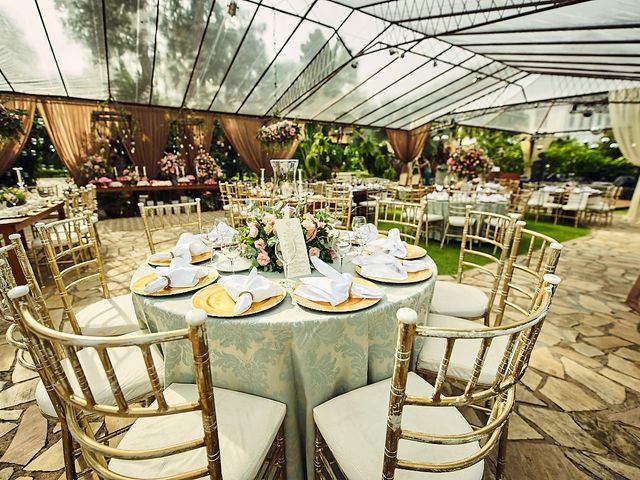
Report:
171,113,217,173
385,123,432,163
123,105,171,179
609,88,640,224
0,97,36,175
219,115,299,175
37,100,95,179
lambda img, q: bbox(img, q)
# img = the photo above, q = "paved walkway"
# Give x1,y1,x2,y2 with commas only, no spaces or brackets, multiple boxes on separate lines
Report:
0,214,638,479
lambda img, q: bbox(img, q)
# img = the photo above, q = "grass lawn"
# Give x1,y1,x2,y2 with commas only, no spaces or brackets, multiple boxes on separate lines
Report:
422,217,591,276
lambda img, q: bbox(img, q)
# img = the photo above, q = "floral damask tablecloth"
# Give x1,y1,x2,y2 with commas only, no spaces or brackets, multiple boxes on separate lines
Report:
131,257,437,479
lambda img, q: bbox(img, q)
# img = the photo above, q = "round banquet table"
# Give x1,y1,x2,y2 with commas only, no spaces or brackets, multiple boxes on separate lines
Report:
131,256,437,479
428,199,509,220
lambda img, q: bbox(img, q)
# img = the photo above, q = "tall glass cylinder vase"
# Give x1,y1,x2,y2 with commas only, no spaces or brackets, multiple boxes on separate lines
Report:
270,159,298,199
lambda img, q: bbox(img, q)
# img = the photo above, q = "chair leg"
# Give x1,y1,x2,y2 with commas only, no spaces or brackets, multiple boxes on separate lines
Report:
275,423,286,479
496,420,509,480
440,222,449,248
60,422,77,480
314,427,324,479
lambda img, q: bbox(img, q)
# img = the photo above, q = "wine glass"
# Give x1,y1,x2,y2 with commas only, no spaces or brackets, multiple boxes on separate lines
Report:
201,226,216,265
275,239,297,291
351,215,367,254
333,231,352,272
221,233,240,274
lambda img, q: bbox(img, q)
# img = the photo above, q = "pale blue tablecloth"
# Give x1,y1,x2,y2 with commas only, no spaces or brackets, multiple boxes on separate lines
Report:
132,257,437,479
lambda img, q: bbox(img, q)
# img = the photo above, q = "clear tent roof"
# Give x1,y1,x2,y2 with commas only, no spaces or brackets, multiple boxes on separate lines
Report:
1,0,639,131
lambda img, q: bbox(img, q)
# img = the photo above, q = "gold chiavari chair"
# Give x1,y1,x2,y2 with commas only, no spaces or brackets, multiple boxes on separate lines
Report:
440,201,473,247
493,221,562,326
138,198,202,253
315,279,558,480
431,206,516,324
9,288,287,480
230,196,274,227
587,185,621,226
311,196,353,230
374,199,426,246
35,214,140,336
557,191,589,227
509,189,533,217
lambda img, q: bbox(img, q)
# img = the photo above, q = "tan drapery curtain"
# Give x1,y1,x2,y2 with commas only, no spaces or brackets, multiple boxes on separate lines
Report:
37,100,96,179
0,98,36,175
610,88,640,224
219,115,299,174
171,113,217,173
386,123,432,163
124,105,171,179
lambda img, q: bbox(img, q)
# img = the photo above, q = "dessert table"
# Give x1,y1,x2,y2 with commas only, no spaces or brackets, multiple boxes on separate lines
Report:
131,257,437,479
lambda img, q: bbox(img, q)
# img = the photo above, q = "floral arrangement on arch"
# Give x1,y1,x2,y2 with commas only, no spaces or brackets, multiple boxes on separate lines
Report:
237,203,336,272
0,103,26,144
446,145,493,180
1,187,26,206
79,154,112,184
256,119,301,146
194,150,223,183
158,152,186,180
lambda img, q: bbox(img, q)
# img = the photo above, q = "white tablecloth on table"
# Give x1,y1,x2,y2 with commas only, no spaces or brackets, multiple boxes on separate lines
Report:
131,257,437,479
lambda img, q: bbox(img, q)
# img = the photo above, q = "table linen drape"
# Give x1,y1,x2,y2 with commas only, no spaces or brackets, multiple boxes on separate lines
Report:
609,88,640,224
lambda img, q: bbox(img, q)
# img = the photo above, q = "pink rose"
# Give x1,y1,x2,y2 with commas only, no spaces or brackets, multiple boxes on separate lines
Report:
262,213,276,225
254,239,266,251
283,205,296,217
257,251,271,266
264,223,274,235
308,247,320,257
248,223,259,238
301,219,315,231
305,227,317,242
327,248,337,260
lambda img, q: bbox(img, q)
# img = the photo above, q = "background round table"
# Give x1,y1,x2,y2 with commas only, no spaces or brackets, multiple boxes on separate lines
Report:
131,256,437,479
428,199,509,219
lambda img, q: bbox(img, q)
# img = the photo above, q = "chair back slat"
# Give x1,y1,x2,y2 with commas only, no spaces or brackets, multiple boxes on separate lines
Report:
138,199,202,253
374,200,426,245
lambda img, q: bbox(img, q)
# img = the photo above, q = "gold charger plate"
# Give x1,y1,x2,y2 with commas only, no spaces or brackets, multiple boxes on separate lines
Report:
292,277,382,313
147,251,212,267
355,265,432,284
401,244,427,260
131,269,218,297
192,283,286,318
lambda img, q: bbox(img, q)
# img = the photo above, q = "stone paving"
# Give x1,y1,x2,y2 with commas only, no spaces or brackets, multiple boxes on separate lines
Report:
0,213,638,479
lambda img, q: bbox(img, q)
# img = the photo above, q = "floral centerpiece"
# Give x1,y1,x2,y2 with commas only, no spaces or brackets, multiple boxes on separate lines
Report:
79,154,112,185
256,119,301,146
158,152,186,182
238,203,336,272
446,145,493,181
1,187,26,206
0,103,25,144
194,151,223,183
115,167,140,185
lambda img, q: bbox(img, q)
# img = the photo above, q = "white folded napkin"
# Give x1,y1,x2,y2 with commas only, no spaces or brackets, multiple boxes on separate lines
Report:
366,228,407,258
352,253,428,281
218,267,282,314
207,222,238,244
427,191,449,201
294,256,384,306
143,257,209,293
149,233,209,263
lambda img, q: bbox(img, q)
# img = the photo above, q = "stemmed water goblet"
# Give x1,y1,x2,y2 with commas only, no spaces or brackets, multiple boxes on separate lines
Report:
221,233,240,274
332,231,352,273
351,215,367,255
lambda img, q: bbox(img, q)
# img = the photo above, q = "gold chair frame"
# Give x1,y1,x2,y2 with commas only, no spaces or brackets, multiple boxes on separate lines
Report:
307,196,352,230
8,291,287,480
374,199,426,245
35,214,109,334
452,206,516,323
138,198,202,253
587,185,621,226
316,278,558,479
494,221,562,326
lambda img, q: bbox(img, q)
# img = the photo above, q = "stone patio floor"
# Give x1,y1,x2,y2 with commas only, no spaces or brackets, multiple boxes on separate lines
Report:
0,213,639,479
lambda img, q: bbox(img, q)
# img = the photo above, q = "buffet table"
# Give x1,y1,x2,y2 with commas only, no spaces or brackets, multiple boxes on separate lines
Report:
131,257,437,479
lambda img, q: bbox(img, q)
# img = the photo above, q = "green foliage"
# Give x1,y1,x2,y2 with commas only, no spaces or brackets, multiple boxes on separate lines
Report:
543,137,636,181
208,120,251,181
383,166,397,181
462,127,525,173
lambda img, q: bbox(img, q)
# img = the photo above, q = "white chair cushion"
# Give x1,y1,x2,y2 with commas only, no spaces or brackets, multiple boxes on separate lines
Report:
313,372,483,480
418,314,508,385
358,200,377,207
588,204,610,211
430,281,489,319
109,383,286,480
542,203,562,209
76,294,141,336
426,213,444,222
36,339,165,418
448,215,467,227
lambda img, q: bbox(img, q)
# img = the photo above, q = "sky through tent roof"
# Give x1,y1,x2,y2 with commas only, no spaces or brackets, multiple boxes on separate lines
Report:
0,0,639,131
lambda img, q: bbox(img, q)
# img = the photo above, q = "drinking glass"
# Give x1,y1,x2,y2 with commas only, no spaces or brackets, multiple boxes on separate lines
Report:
275,239,297,290
333,231,352,272
201,226,216,265
221,233,240,274
351,215,367,254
